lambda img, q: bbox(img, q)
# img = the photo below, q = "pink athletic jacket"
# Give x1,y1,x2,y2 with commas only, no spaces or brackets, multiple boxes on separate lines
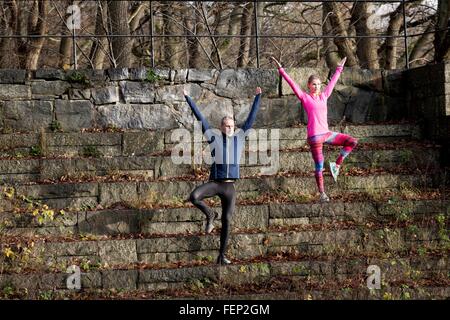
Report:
279,66,343,138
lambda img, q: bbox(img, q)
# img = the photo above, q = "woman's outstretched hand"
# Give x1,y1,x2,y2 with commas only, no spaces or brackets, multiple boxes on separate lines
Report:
338,57,347,67
256,87,262,95
270,56,282,69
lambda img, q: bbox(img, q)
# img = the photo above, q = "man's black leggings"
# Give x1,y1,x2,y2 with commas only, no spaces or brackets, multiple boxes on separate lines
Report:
189,180,236,258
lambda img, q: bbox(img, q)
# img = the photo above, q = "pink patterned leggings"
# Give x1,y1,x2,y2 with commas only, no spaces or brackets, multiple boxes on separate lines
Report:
307,131,358,193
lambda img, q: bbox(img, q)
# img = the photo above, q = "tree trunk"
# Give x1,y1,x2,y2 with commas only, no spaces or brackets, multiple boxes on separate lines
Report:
409,23,434,67
210,3,230,67
209,3,242,67
184,4,203,68
384,4,405,70
58,0,78,69
107,0,131,67
352,2,379,69
89,0,108,69
199,2,223,69
129,2,146,33
322,3,340,68
323,1,358,67
129,1,147,67
237,2,252,68
161,2,183,68
434,0,450,62
59,37,72,69
16,1,28,64
248,2,263,67
0,0,19,68
23,0,48,70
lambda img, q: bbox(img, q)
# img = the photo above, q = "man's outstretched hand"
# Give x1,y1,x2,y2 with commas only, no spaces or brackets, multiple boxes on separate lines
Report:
270,56,282,69
183,89,188,96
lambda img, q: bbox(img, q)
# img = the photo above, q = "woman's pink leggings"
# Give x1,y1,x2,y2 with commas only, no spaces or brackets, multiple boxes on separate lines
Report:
307,132,358,193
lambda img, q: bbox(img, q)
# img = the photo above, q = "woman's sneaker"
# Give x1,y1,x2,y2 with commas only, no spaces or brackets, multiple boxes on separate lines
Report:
217,255,231,265
205,211,219,233
319,192,330,203
329,162,340,182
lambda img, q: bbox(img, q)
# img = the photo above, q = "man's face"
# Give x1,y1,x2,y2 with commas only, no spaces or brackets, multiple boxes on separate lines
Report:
221,118,235,136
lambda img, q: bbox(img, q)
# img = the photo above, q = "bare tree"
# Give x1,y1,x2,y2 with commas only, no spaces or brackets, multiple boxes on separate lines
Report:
58,0,80,69
208,2,242,68
161,1,183,68
434,0,450,62
323,1,358,67
107,0,131,67
89,0,108,69
384,4,406,70
237,2,252,68
351,2,379,69
129,2,147,33
322,3,342,68
11,0,49,69
0,1,443,69
409,23,434,67
249,1,263,67
0,0,19,68
199,2,223,69
184,2,204,68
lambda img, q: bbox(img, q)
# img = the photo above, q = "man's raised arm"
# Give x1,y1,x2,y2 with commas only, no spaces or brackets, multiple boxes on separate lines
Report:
184,91,211,134
242,87,262,132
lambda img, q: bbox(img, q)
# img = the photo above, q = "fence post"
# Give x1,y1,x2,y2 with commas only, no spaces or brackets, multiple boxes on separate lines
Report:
402,0,409,69
254,0,260,68
72,1,77,70
150,1,155,68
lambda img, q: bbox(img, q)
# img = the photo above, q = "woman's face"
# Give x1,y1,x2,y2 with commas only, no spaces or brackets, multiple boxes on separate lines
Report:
308,79,322,94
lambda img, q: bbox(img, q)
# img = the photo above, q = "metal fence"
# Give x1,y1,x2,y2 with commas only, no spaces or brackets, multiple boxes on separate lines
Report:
0,0,446,69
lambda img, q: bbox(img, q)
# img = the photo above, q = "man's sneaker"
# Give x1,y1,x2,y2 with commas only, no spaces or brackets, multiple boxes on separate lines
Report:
205,211,219,234
217,255,231,265
319,192,330,203
329,162,340,182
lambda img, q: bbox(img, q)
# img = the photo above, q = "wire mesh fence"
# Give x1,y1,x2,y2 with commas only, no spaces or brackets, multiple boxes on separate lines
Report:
0,0,446,70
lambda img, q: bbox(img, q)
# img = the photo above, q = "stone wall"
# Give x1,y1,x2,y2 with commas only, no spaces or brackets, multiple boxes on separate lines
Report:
0,124,433,185
0,66,409,134
404,62,450,166
1,64,448,166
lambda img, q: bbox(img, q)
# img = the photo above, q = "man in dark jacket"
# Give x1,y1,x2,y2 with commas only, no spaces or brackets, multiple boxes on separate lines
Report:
184,87,262,265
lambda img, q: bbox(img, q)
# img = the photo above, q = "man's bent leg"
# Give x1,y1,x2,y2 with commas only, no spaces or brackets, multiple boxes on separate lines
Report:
189,181,220,233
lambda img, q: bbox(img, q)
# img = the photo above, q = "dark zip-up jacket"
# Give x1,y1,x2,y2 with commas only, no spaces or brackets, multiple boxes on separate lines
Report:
185,93,261,180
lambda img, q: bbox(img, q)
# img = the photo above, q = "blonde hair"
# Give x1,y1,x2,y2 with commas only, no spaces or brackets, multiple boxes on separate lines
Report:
308,74,321,84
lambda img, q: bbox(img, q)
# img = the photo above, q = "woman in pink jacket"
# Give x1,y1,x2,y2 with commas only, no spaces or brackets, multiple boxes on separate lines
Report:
271,56,357,203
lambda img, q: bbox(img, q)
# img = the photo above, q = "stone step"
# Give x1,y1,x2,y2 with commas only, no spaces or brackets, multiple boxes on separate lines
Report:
67,284,449,300
1,194,447,299
1,197,447,238
0,123,422,158
0,215,446,269
0,144,440,183
0,251,447,299
1,171,438,211
26,287,441,300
